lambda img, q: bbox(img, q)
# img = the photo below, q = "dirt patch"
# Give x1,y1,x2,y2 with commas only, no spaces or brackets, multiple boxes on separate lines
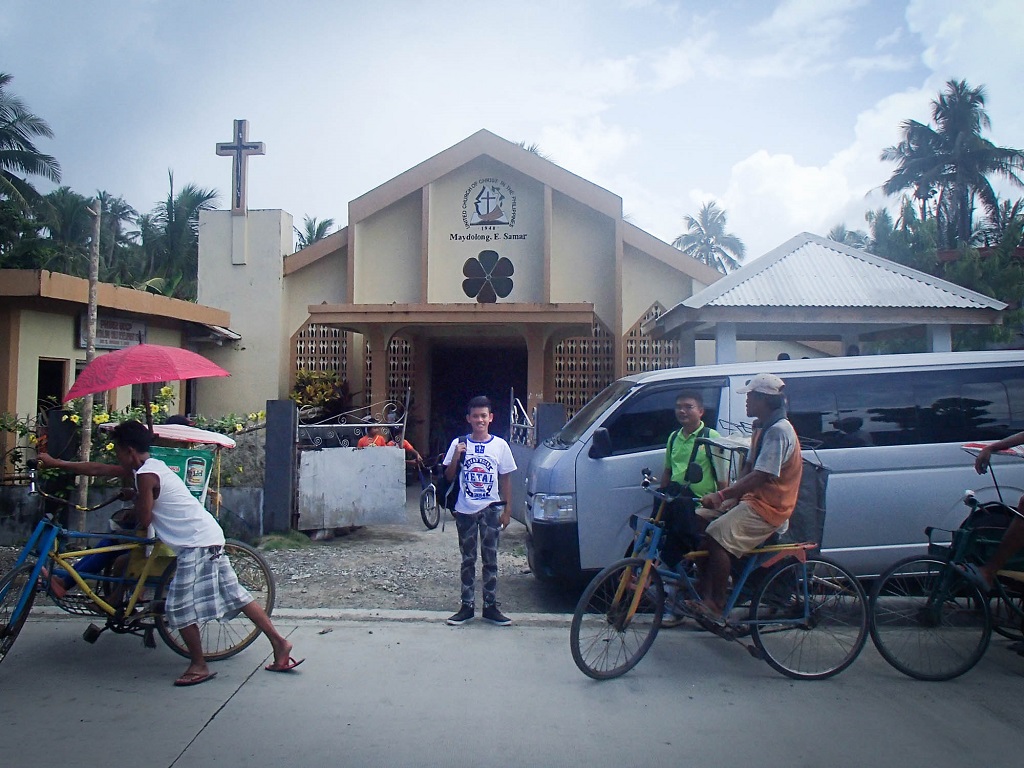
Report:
0,490,584,616
260,509,582,614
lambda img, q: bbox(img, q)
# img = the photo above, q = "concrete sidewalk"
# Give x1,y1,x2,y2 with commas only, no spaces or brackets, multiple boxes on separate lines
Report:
3,612,1024,767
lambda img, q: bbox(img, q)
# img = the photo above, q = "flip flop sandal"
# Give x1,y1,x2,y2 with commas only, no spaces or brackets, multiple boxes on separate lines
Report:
174,671,217,687
265,656,305,672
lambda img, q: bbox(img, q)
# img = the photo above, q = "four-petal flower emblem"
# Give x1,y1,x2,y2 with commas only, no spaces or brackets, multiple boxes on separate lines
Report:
463,250,514,303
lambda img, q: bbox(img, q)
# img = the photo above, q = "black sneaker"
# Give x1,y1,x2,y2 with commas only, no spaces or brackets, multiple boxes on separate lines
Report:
482,604,511,626
446,604,475,625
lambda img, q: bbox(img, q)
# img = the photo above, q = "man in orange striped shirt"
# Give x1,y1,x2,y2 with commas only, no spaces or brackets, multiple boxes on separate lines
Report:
695,373,803,620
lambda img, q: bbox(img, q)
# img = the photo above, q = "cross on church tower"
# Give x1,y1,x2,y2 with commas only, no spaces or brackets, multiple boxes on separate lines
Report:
216,119,265,215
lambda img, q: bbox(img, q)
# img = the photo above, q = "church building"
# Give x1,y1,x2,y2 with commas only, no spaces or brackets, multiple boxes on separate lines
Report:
195,128,775,453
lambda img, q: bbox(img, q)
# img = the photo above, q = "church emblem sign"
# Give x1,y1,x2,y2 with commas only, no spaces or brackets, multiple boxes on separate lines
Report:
461,178,517,229
463,250,514,303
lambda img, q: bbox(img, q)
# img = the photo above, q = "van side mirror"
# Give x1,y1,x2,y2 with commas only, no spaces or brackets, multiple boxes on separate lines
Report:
589,428,612,459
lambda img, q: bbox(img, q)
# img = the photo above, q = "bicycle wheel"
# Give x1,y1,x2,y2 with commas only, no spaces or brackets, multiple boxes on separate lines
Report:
990,588,1024,641
751,557,868,680
0,564,37,666
869,557,991,681
156,540,276,661
569,557,663,680
420,485,440,530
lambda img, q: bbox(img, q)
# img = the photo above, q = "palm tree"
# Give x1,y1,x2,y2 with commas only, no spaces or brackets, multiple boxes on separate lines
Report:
827,225,870,250
974,197,1023,247
150,171,218,299
38,186,92,275
515,140,551,160
95,190,138,283
881,79,1024,249
0,72,61,210
294,215,335,250
672,201,745,273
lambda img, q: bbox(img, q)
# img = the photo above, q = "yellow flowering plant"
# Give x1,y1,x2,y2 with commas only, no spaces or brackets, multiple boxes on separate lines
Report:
3,386,269,486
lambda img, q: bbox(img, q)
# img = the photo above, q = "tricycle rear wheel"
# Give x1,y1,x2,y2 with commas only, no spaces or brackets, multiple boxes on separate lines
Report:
156,540,276,661
751,557,868,680
869,556,991,681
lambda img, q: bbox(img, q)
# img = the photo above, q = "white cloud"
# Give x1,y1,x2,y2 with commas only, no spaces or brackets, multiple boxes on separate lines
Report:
846,54,916,80
874,25,904,50
647,33,722,90
538,119,641,182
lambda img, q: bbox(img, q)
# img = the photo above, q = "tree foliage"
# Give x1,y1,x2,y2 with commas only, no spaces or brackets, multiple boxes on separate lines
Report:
294,215,335,250
672,201,745,273
881,79,1024,249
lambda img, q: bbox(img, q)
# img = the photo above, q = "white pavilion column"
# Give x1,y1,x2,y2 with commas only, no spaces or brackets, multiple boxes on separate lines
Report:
676,329,696,367
927,324,952,352
715,323,737,364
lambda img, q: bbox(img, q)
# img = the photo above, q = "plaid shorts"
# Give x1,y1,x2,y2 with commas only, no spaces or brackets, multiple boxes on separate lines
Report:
696,501,783,559
164,545,254,631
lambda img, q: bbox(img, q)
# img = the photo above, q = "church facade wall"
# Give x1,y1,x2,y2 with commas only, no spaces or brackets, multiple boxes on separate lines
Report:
426,159,545,304
352,192,421,304
550,192,617,324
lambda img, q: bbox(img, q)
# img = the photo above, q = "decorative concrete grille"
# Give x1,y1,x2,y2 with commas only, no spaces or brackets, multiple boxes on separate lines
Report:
624,302,680,374
295,322,348,375
364,336,415,406
553,319,614,419
387,336,415,404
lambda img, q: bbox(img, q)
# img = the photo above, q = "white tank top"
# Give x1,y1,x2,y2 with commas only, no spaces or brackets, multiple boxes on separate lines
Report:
135,457,225,552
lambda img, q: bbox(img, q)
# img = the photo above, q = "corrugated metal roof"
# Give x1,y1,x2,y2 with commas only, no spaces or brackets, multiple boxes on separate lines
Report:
685,233,1005,310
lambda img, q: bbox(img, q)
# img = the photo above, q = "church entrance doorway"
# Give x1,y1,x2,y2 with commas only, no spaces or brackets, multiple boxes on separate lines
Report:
428,342,527,456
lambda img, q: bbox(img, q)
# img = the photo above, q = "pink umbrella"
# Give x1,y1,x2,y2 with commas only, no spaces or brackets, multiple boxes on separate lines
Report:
64,344,230,428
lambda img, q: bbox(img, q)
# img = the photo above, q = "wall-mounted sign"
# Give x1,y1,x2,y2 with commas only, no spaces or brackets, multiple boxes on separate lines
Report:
451,177,529,245
78,314,147,350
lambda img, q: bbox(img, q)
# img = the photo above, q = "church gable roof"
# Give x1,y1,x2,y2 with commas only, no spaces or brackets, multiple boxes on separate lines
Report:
350,129,622,222
683,232,1006,311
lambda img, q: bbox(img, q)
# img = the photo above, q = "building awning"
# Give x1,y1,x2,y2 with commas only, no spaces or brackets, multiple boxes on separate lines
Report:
188,323,242,344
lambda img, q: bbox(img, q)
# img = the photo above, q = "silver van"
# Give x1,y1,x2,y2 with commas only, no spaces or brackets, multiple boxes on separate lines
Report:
523,350,1024,581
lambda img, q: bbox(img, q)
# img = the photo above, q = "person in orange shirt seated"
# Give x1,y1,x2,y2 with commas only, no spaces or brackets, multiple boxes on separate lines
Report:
695,373,803,621
356,425,389,448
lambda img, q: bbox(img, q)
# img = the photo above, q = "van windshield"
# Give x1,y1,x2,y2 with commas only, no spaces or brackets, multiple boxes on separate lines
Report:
547,380,637,447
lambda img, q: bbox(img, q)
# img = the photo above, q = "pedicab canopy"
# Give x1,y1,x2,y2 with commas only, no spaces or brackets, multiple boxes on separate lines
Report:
99,422,236,506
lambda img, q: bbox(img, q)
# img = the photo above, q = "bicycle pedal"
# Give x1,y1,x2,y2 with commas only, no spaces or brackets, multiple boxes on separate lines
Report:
82,623,103,644
143,629,156,649
744,643,763,660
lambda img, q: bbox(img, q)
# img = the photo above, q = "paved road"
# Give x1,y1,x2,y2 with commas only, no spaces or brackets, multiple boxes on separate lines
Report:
3,610,1024,767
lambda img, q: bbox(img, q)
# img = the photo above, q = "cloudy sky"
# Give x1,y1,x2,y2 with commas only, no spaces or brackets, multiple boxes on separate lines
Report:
4,0,1023,261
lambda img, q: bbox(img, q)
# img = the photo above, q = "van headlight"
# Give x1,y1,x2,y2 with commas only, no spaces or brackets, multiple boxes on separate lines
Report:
531,493,576,522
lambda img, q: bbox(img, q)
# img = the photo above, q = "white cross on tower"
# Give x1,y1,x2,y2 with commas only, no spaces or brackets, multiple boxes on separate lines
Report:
216,119,265,215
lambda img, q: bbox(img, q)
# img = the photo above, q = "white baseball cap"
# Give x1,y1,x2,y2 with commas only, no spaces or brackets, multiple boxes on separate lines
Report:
737,373,786,395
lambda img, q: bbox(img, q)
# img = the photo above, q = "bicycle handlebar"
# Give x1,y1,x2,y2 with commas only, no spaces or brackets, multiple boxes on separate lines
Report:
640,467,700,505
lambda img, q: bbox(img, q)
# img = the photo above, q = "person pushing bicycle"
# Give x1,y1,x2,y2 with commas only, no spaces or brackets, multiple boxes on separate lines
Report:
38,420,302,686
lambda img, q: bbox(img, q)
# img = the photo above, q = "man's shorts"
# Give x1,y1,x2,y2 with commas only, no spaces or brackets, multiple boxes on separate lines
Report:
696,501,781,559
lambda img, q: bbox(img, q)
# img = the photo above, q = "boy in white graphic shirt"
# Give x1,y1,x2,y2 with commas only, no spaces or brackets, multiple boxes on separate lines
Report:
442,396,517,626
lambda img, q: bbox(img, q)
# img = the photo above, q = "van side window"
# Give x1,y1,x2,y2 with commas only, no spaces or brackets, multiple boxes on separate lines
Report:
786,366,1024,448
603,385,722,455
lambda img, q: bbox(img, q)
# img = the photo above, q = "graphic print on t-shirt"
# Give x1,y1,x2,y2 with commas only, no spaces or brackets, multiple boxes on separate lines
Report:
462,444,496,501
